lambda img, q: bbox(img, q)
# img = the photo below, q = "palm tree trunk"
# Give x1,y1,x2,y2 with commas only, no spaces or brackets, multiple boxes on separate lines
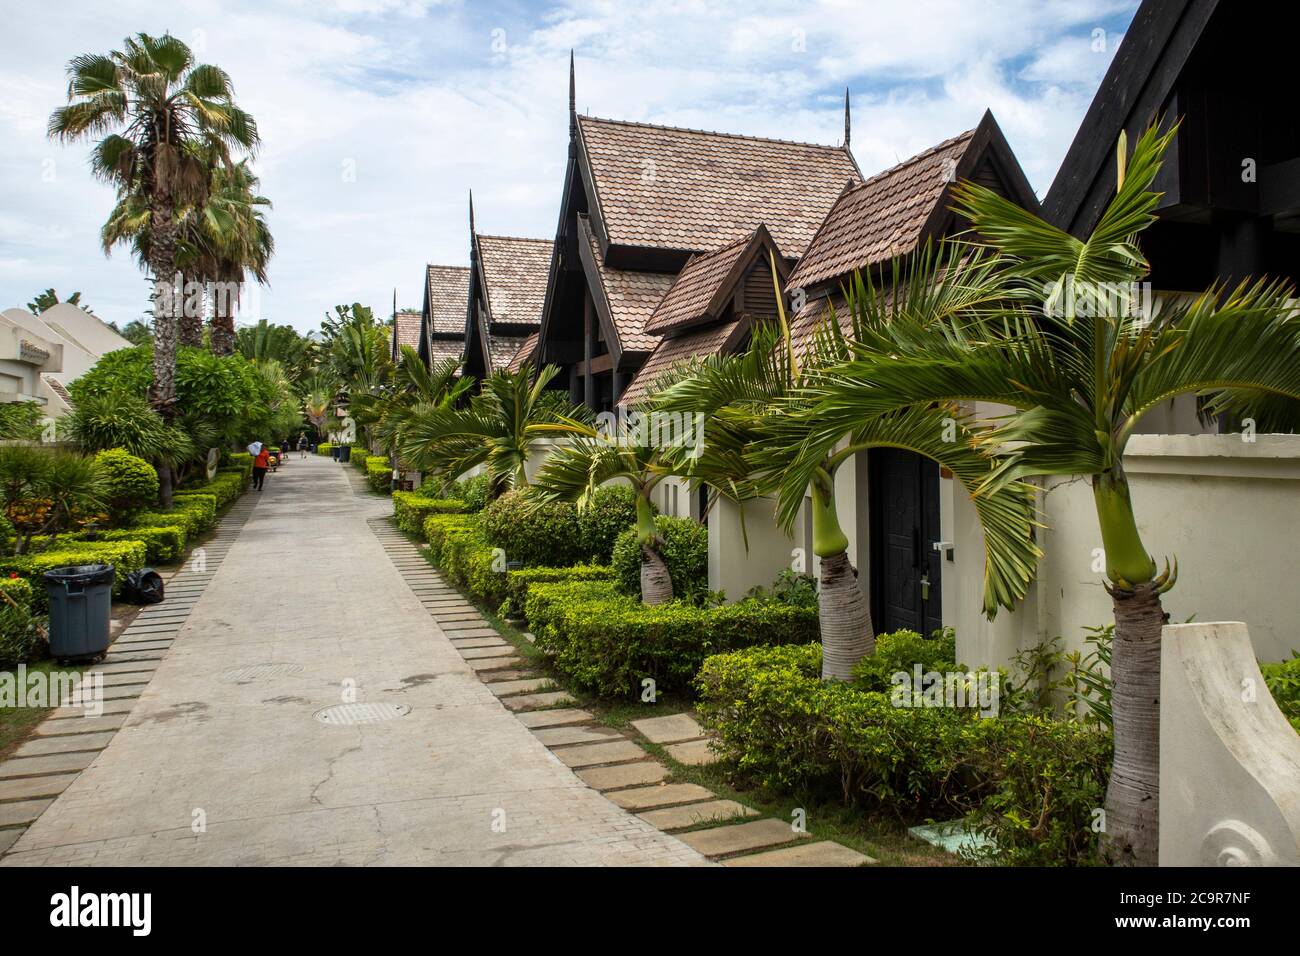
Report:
1094,468,1162,866
149,196,180,510
210,282,236,357
635,492,673,605
178,273,204,347
812,477,872,680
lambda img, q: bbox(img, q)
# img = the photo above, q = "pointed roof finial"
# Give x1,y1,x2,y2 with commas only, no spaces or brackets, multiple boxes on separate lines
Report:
843,87,851,149
468,189,476,235
568,50,577,138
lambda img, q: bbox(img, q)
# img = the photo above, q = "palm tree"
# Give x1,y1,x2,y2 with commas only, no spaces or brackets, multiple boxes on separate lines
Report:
50,32,258,507
399,364,580,498
238,320,313,379
658,255,1039,681
204,159,273,356
529,424,682,604
301,371,338,443
790,124,1300,865
350,349,470,466
27,289,89,314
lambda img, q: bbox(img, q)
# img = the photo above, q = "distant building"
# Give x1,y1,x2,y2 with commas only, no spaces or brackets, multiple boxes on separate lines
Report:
0,302,132,415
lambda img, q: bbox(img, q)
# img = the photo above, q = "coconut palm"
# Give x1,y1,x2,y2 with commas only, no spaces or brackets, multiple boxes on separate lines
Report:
657,249,1039,680
399,364,581,498
50,32,258,507
786,124,1300,865
349,349,470,465
529,423,683,604
204,159,273,356
301,372,337,442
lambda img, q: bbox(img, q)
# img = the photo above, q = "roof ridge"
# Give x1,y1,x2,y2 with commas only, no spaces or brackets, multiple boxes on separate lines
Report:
578,113,852,154
475,234,554,245
426,263,470,271
851,127,976,193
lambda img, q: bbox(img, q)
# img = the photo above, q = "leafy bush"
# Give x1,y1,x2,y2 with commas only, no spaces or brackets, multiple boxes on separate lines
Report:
423,513,476,565
611,515,708,601
852,627,959,692
695,641,1112,865
93,525,187,564
482,490,584,567
744,569,818,608
525,580,818,698
431,517,507,609
0,576,43,669
445,474,490,512
133,494,218,539
395,491,467,535
365,456,391,493
577,485,640,562
93,448,159,520
171,493,217,532
0,539,147,609
224,452,254,478
505,564,615,608
0,401,45,442
1261,654,1300,733
317,442,333,456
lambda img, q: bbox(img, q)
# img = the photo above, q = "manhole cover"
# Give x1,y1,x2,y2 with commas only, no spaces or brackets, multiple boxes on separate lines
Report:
314,703,410,725
222,663,304,682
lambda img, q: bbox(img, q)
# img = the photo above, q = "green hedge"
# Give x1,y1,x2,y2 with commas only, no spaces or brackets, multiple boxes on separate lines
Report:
577,485,641,563
94,448,159,520
0,577,42,670
482,490,585,567
423,514,475,565
611,515,708,601
224,451,254,478
93,525,187,564
365,457,391,493
434,518,507,610
180,471,245,510
0,539,148,609
395,491,467,535
317,442,333,456
523,580,818,698
695,642,1112,866
505,564,615,609
0,577,34,611
134,494,217,538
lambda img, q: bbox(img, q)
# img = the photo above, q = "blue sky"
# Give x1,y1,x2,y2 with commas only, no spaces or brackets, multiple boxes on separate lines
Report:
0,0,1138,333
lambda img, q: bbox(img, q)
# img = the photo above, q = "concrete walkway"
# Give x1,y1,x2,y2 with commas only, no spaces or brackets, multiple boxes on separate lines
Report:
1,455,705,866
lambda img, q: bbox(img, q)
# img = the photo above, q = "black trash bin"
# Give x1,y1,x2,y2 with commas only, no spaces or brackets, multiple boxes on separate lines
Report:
43,563,115,662
331,444,341,461
339,444,352,463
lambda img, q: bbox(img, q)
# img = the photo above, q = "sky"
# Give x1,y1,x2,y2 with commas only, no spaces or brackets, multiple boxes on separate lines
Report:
0,0,1139,334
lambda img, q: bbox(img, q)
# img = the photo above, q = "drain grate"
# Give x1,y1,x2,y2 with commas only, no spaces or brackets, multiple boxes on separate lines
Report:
222,663,305,682
314,702,410,725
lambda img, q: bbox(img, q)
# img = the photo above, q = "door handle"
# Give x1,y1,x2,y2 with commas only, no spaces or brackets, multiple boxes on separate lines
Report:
920,573,930,601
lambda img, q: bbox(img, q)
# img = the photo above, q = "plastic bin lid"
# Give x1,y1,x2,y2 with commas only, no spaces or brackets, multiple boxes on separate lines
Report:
43,563,116,585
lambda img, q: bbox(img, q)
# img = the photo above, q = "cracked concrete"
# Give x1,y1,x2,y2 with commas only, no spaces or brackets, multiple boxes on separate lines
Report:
1,455,707,867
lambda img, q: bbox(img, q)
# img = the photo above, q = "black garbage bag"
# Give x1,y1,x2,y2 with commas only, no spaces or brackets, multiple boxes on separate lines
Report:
123,568,165,605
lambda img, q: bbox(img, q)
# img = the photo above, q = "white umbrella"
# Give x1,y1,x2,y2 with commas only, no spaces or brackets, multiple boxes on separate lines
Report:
247,441,263,456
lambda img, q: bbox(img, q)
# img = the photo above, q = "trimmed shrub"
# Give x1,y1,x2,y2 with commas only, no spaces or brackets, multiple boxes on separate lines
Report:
0,576,43,669
94,525,187,564
482,490,584,567
94,448,159,520
224,451,254,478
317,443,333,456
171,493,218,532
852,628,959,692
0,576,34,610
433,517,507,609
505,564,615,608
577,485,641,563
181,471,245,510
0,539,148,609
423,513,476,565
395,491,467,535
695,641,1112,866
525,580,817,698
365,456,391,493
611,515,708,601
447,474,490,512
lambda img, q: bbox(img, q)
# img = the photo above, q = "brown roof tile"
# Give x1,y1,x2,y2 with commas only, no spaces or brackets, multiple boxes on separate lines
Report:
643,232,754,337
786,129,975,291
620,319,744,406
428,338,464,365
579,215,675,354
505,332,539,373
476,235,553,326
426,264,470,335
578,115,859,255
393,310,422,353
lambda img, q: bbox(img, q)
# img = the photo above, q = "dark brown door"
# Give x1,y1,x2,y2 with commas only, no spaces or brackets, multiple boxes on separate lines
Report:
868,449,942,636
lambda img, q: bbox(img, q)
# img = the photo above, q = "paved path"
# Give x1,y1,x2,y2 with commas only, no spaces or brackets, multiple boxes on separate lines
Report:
2,456,705,866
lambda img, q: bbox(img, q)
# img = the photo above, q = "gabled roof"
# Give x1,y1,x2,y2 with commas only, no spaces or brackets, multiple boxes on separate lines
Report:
1043,0,1219,236
577,114,861,256
488,335,529,372
475,235,553,327
393,310,421,349
788,110,1037,291
577,214,676,356
425,265,470,336
644,225,785,337
427,338,464,365
505,332,539,373
620,318,748,406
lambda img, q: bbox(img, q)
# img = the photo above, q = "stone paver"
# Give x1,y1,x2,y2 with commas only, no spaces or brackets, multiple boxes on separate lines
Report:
0,751,98,778
33,714,127,736
488,678,556,697
666,739,719,765
531,726,621,747
631,713,705,744
676,818,806,857
576,762,669,791
638,800,758,831
2,455,706,867
515,708,594,729
503,691,576,711
14,732,117,756
551,740,648,768
0,830,20,855
0,799,53,827
722,841,875,867
607,783,716,811
458,645,517,659
467,656,523,673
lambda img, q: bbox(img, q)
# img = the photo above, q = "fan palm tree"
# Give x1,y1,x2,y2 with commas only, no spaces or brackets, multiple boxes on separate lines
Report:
787,124,1300,865
529,423,683,604
204,158,273,356
301,371,338,442
658,251,1040,681
399,364,581,498
50,32,258,507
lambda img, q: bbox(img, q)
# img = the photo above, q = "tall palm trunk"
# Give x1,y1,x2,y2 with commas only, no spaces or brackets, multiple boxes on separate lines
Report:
812,478,872,680
149,196,179,510
210,282,236,357
1094,468,1162,866
178,272,204,347
636,493,673,605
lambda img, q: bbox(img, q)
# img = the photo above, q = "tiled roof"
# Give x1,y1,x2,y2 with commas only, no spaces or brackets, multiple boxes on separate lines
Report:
427,338,464,365
579,215,675,354
620,319,743,406
786,129,975,290
644,231,755,337
426,265,470,335
578,115,860,255
787,292,845,360
488,335,529,372
476,235,553,326
505,332,539,373
393,310,422,353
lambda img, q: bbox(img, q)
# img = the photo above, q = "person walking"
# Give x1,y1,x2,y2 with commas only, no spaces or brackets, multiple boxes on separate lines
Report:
252,444,271,491
297,432,308,459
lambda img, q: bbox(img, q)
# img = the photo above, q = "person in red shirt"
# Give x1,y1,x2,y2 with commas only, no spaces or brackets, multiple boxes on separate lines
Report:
252,445,271,490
